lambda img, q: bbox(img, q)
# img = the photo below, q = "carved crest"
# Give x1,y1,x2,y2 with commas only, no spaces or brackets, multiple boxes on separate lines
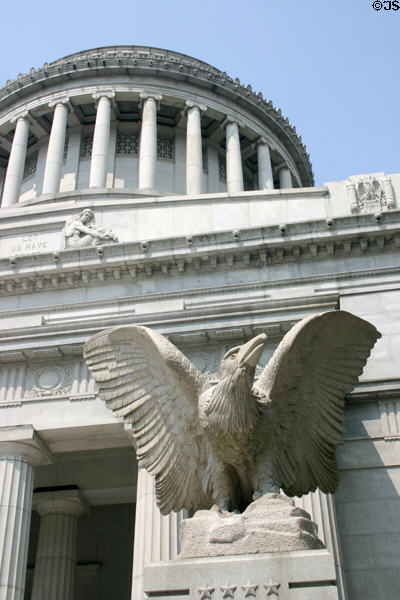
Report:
347,175,395,214
357,177,386,212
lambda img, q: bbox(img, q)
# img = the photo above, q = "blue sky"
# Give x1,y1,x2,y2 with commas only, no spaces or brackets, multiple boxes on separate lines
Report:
1,0,398,185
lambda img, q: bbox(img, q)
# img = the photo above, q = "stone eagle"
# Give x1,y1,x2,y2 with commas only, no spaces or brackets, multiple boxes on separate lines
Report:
84,311,380,514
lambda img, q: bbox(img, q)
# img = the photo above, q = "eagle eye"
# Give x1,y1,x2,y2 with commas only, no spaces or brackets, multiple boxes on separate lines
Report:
223,346,240,360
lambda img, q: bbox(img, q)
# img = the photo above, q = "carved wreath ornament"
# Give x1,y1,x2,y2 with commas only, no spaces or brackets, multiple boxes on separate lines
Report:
25,363,73,399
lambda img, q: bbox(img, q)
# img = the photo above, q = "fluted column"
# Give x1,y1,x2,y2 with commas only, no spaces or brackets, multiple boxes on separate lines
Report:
279,166,293,189
294,491,347,599
89,92,114,188
1,114,30,208
138,93,162,191
131,469,184,600
185,101,206,195
31,489,90,600
225,118,243,193
0,427,51,600
42,99,69,195
257,138,274,190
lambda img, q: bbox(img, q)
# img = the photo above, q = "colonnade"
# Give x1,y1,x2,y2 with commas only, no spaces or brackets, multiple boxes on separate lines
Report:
0,426,343,600
0,427,50,600
0,428,90,600
0,427,176,600
0,92,295,208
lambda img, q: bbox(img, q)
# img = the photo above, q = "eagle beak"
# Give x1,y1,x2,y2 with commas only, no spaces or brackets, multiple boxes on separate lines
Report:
237,333,267,368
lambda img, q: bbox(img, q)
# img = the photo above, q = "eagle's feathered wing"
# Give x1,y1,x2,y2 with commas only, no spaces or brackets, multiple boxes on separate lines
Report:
253,311,381,497
84,325,214,514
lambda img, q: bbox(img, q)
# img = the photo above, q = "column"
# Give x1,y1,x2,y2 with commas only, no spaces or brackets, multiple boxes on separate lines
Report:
279,166,293,189
138,93,162,191
257,138,274,190
31,489,90,600
225,118,243,193
294,491,347,599
0,426,52,600
89,92,114,188
42,99,69,195
1,113,30,208
185,100,206,195
131,469,185,600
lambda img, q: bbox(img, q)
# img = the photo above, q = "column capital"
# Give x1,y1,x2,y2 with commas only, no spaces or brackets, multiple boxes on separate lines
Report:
139,92,162,110
92,91,115,107
221,115,244,129
10,110,32,125
0,425,52,466
33,488,91,518
48,96,70,110
184,100,207,114
254,136,269,147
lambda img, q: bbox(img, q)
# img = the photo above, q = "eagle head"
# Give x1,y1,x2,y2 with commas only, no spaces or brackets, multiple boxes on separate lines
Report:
219,333,267,380
199,334,267,434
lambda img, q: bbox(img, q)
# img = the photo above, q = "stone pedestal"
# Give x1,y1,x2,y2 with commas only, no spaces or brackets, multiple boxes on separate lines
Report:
143,550,339,600
179,495,323,559
143,495,339,599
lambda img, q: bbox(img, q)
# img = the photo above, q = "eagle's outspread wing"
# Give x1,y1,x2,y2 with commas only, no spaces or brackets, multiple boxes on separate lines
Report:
84,325,211,514
253,311,381,497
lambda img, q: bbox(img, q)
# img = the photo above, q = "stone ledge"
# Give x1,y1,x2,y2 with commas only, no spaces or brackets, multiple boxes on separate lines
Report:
0,212,399,296
143,549,338,600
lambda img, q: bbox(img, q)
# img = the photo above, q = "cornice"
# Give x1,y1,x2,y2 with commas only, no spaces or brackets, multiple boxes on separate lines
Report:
0,46,314,186
0,211,399,297
0,261,399,360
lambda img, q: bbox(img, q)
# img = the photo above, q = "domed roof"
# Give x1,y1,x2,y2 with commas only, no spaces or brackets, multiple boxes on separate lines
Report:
0,46,313,186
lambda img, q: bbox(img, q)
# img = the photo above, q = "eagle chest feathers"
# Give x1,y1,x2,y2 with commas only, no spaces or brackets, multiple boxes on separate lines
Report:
198,361,261,467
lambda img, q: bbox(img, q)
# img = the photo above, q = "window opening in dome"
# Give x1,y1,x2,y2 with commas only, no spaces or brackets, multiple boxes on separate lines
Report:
116,132,139,155
80,133,93,159
23,152,38,179
157,135,174,161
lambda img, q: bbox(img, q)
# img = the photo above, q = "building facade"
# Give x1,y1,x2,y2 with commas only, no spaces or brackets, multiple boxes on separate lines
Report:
0,46,399,600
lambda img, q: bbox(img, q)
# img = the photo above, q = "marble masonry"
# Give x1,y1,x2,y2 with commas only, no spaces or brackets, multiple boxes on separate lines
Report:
0,46,399,600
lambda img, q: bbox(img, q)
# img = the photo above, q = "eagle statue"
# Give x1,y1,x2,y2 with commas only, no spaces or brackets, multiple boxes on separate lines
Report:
83,310,380,515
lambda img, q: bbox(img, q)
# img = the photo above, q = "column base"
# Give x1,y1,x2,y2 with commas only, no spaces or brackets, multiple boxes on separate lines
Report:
143,549,339,600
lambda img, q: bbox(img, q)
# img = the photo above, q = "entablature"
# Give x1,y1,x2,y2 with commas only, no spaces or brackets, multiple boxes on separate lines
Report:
0,208,399,298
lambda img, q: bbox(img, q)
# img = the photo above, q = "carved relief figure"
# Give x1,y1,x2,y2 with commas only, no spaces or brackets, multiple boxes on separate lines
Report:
348,175,395,213
64,209,118,249
84,311,380,515
357,178,386,212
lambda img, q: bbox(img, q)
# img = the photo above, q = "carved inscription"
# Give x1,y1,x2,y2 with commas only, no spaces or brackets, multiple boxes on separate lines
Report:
10,234,49,255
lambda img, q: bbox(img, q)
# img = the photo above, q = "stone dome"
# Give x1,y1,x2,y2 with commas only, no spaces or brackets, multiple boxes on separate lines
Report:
0,45,313,208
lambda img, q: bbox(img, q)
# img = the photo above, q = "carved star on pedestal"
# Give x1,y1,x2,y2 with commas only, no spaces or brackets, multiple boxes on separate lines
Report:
264,580,281,597
221,585,236,598
198,586,215,600
242,584,258,597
